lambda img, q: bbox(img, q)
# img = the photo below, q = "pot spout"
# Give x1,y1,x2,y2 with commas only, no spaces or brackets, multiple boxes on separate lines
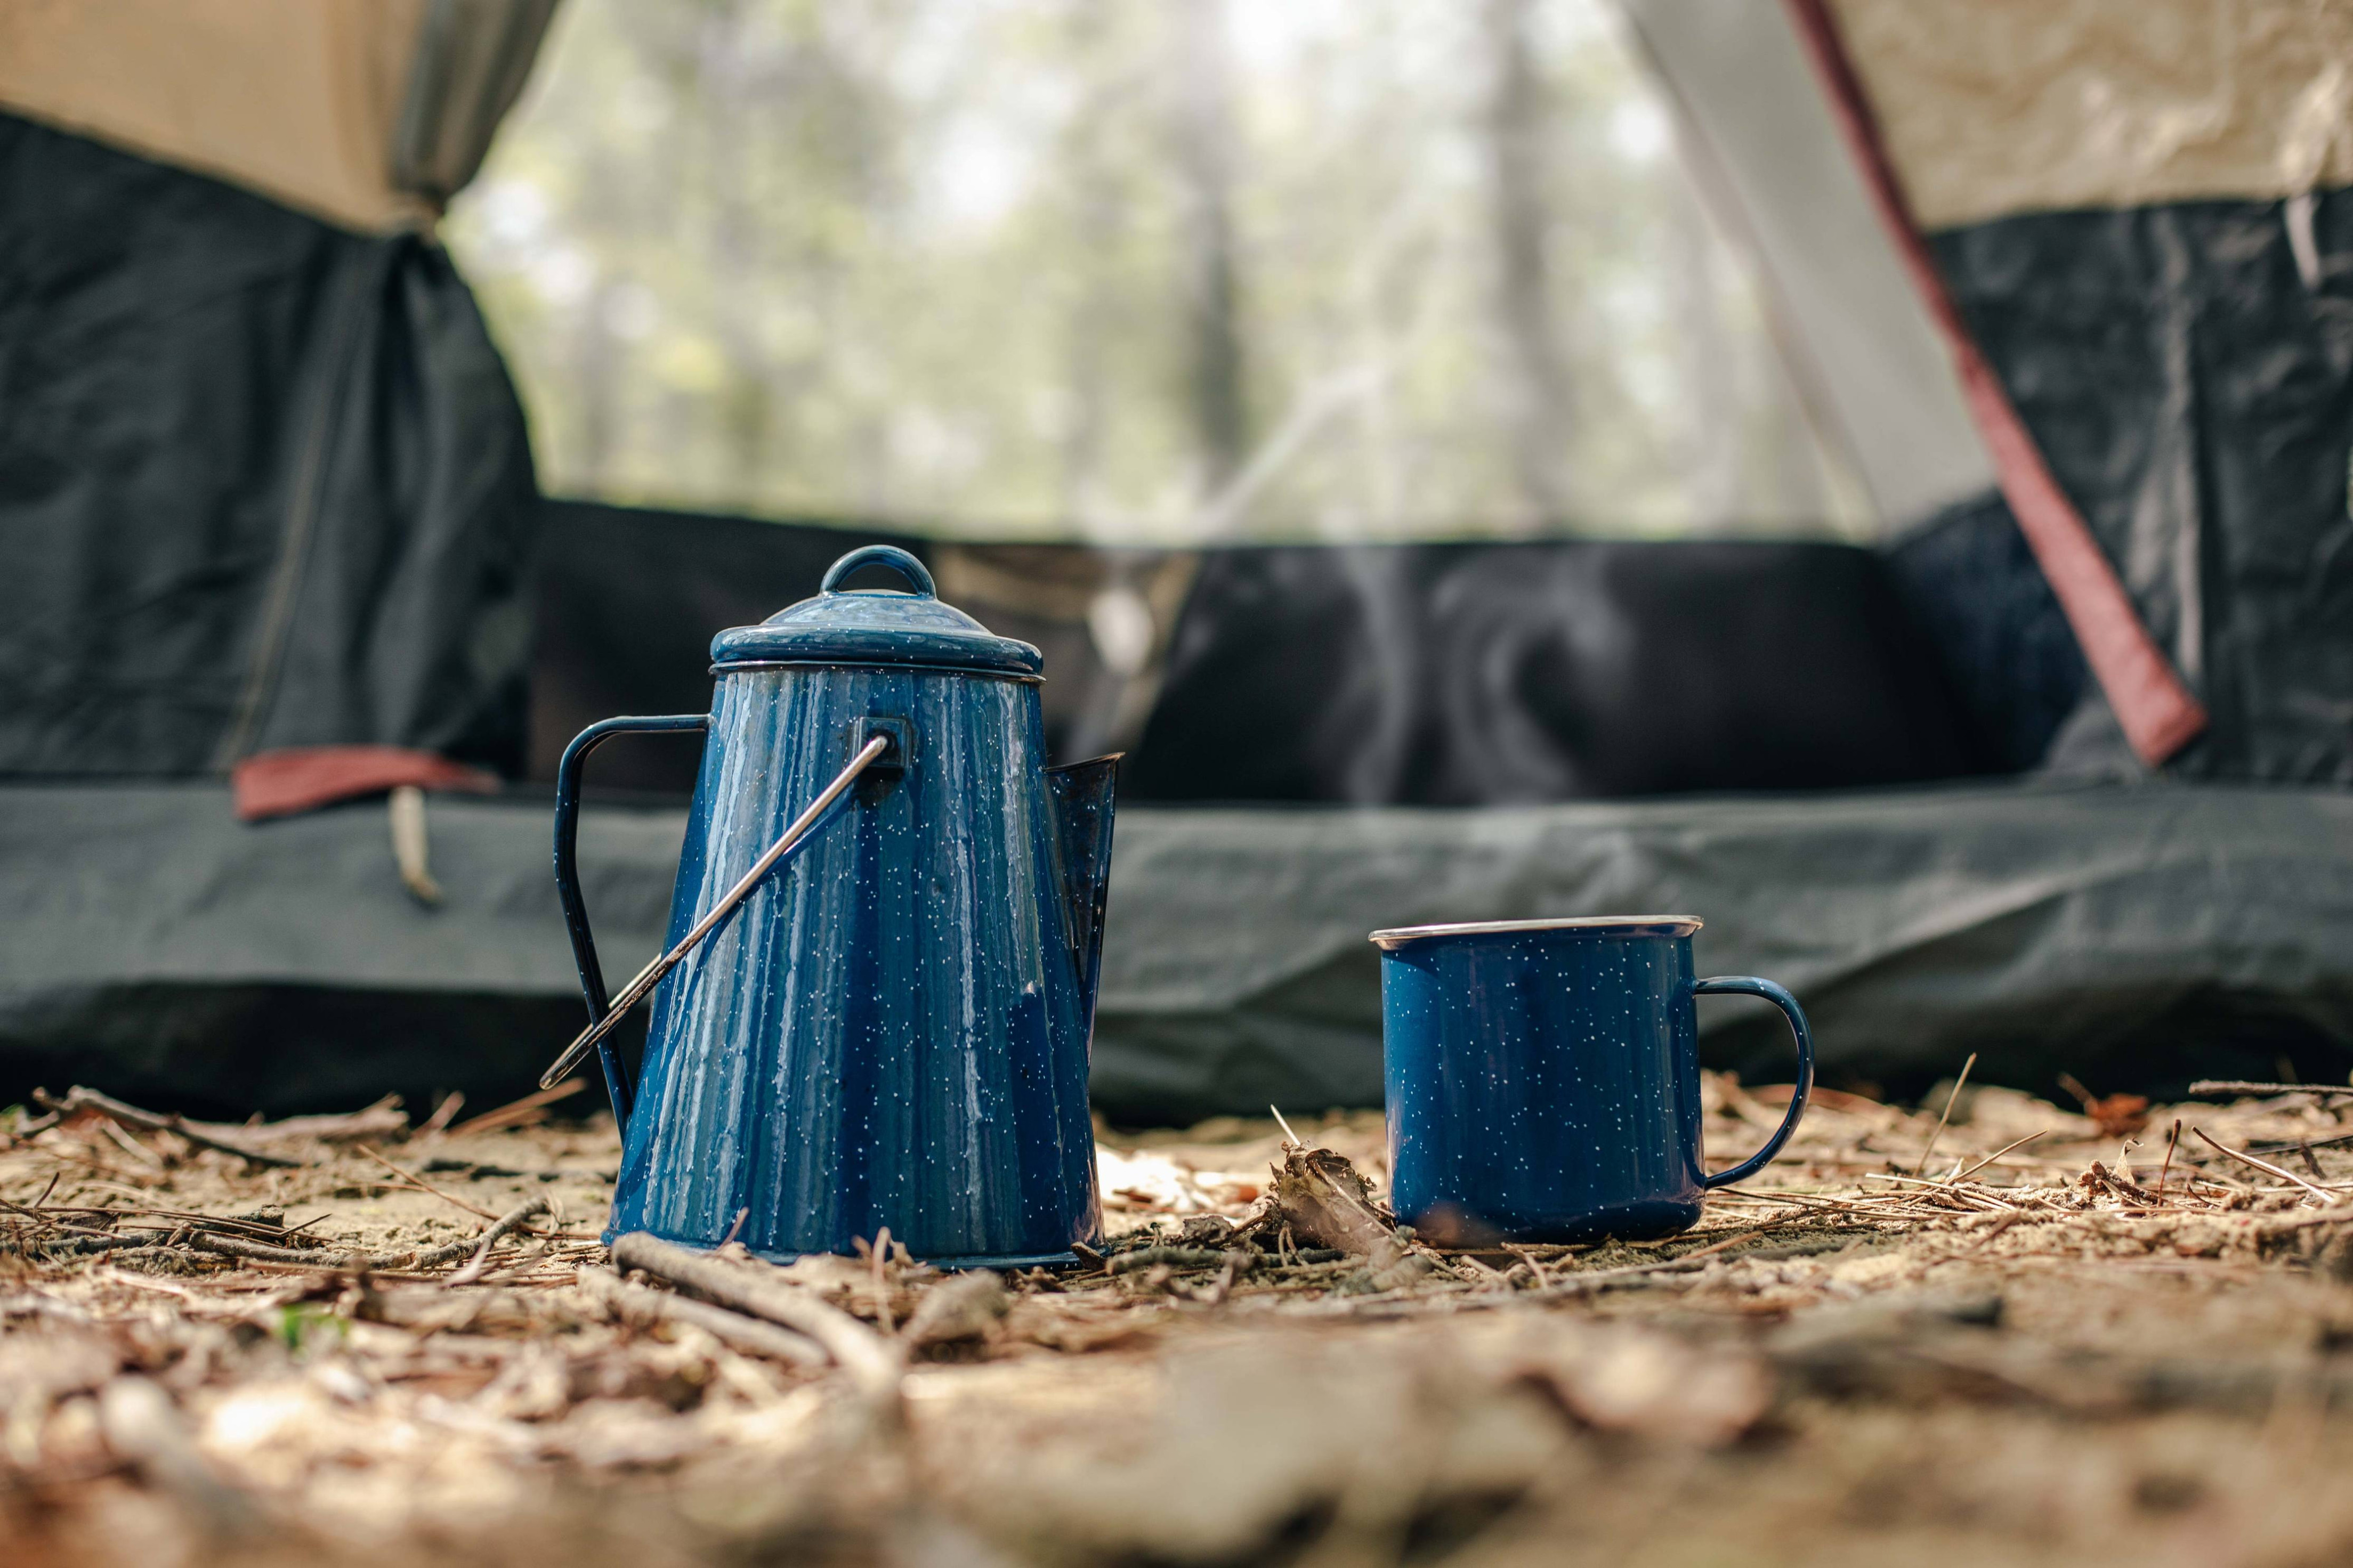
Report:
1043,754,1120,1028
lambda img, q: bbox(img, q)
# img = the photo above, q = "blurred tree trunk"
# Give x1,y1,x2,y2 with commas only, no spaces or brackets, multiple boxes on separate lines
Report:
701,0,770,498
1668,180,1737,527
575,274,618,489
1060,2,1117,527
1173,0,1248,493
1482,0,1574,526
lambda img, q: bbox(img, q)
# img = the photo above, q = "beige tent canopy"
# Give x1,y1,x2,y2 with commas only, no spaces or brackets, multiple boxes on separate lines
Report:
0,0,555,233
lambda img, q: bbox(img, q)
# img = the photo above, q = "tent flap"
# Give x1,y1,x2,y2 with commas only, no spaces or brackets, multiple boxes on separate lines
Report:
0,112,538,778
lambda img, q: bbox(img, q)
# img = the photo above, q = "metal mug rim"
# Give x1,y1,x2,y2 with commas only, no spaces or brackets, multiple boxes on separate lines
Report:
1369,914,1703,949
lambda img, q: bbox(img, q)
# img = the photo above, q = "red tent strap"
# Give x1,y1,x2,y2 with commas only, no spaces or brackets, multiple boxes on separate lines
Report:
232,745,499,822
1780,0,2206,767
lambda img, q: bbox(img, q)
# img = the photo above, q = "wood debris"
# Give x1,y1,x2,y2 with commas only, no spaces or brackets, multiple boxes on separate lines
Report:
7,1074,2353,1563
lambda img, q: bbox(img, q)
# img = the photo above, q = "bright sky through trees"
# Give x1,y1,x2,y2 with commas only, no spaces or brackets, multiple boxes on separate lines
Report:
448,0,1867,543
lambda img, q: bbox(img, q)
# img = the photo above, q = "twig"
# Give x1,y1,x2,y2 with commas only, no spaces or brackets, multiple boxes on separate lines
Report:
30,1088,307,1168
609,1232,903,1399
2193,1127,2334,1205
407,1197,551,1269
353,1145,503,1222
870,1225,895,1335
1315,1228,1814,1314
1537,1228,1769,1296
241,1094,409,1143
577,1267,827,1367
417,1093,466,1138
1952,1130,2050,1182
1709,1186,1879,1215
445,1080,586,1139
1107,1246,1243,1274
1916,1053,1977,1176
2157,1119,2182,1197
1270,1104,1304,1147
27,1204,320,1244
187,1197,551,1270
442,1232,514,1288
2249,1129,2353,1156
2188,1080,2353,1101
1865,1173,2022,1212
93,1118,166,1170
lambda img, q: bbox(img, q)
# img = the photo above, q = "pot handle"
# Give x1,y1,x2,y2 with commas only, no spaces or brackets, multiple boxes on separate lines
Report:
820,544,935,598
553,714,710,1131
1693,977,1815,1189
543,733,893,1120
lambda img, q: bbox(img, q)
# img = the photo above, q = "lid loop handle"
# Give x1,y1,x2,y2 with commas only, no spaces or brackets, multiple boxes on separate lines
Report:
820,545,935,599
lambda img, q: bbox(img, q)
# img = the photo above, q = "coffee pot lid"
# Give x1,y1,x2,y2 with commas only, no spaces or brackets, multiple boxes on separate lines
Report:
709,546,1042,676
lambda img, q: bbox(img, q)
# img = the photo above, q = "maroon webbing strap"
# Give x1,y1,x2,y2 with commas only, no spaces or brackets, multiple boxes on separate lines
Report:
232,745,499,821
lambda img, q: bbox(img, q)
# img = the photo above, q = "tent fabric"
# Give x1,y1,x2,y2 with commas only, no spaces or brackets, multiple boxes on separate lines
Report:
1827,0,2353,230
1,778,2347,1123
1881,493,2089,776
524,507,2080,806
1118,538,1995,805
0,0,555,234
524,503,1198,792
1613,0,1991,530
1786,0,2209,771
0,112,539,779
1929,196,2353,785
391,0,564,209
1797,0,2353,784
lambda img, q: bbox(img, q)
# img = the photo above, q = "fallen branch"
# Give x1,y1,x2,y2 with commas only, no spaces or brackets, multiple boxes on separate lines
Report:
235,1094,409,1144
577,1266,828,1368
32,1087,309,1169
187,1196,549,1271
609,1231,902,1396
1109,1246,1254,1275
411,1196,551,1270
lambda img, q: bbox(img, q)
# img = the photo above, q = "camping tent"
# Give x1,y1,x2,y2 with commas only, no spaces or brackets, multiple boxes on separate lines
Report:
2,0,2349,1122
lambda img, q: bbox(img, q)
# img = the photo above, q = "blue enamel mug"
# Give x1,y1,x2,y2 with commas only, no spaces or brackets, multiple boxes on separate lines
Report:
1372,916,1812,1244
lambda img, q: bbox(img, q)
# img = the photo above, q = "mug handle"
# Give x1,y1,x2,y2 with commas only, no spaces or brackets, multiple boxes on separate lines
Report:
1693,977,1815,1189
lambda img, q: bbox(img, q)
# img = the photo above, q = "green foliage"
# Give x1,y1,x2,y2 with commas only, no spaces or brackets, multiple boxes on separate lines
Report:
447,0,1867,542
272,1302,348,1354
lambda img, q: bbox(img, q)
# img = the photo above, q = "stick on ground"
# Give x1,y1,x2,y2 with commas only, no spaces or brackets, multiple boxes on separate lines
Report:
577,1267,829,1368
609,1231,902,1395
1916,1053,1977,1176
2188,1080,2353,1101
31,1088,309,1169
2193,1127,2336,1204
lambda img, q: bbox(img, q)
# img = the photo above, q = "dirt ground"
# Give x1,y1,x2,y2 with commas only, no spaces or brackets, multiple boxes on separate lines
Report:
9,1071,2353,1567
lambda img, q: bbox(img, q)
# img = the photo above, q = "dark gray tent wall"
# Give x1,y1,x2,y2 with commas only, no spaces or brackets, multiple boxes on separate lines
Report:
1933,198,2353,784
0,112,537,778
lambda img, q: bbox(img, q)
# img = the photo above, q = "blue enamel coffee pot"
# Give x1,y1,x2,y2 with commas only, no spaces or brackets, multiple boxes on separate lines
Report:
549,545,1114,1268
